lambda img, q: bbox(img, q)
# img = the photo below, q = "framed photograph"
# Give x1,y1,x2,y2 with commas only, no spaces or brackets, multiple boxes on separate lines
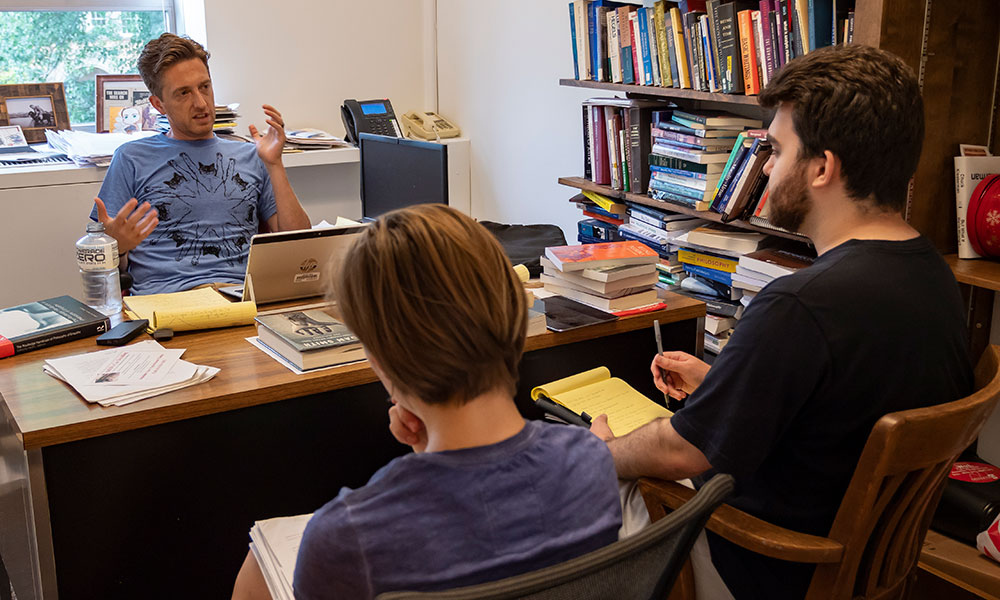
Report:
0,83,70,144
96,74,160,134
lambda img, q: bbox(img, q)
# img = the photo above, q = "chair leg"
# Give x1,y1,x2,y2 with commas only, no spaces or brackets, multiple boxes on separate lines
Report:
666,558,697,600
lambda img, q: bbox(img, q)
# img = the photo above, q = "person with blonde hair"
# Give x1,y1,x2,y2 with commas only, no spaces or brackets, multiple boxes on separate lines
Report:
233,204,621,600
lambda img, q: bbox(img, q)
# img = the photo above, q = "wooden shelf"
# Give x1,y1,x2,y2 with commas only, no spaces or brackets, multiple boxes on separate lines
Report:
558,176,809,243
559,78,762,107
944,254,1000,292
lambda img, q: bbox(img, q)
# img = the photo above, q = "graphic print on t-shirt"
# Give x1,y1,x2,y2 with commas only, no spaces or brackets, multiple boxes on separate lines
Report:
141,152,259,267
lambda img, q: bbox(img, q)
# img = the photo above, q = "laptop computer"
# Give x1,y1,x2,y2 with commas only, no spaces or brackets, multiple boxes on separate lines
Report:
219,224,368,304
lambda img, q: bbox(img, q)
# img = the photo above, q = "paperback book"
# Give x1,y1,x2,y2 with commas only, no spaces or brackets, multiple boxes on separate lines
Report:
255,310,365,371
0,295,110,359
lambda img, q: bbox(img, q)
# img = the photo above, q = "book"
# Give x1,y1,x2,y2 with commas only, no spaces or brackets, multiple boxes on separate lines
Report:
543,281,659,312
738,246,815,278
752,10,768,88
662,4,681,87
540,272,656,300
531,366,671,436
649,153,727,174
544,240,659,272
677,247,739,272
574,1,591,79
607,9,622,83
618,5,637,84
653,1,673,87
541,255,658,283
255,310,366,371
705,314,737,335
0,295,110,358
671,111,763,130
651,143,733,164
541,257,658,294
738,9,762,94
569,3,580,79
808,0,833,51
955,156,1000,259
720,140,772,220
630,11,645,86
686,223,769,253
669,7,692,88
706,0,723,91
578,218,623,242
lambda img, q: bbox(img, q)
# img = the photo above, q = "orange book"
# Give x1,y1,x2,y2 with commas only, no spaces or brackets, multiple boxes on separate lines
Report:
737,10,761,95
545,241,659,272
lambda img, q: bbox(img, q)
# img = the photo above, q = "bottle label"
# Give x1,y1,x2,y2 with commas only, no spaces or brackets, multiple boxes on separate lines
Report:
76,240,119,271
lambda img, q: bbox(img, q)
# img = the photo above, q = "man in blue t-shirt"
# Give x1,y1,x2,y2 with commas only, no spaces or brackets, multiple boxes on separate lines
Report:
231,205,622,600
90,33,310,295
590,46,973,600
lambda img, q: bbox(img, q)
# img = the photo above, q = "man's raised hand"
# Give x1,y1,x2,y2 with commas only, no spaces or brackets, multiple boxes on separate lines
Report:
93,197,158,254
249,104,287,167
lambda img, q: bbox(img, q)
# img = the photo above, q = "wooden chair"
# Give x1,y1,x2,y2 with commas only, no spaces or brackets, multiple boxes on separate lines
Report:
639,344,1000,600
376,473,734,600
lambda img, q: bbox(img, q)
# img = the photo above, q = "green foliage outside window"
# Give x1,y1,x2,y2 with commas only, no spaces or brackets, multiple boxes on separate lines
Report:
0,11,168,126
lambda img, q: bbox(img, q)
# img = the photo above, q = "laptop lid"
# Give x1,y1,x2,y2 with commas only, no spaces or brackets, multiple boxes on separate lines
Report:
242,225,368,304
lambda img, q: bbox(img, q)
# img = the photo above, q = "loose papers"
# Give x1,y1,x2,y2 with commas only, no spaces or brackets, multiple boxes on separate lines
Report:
249,514,312,600
43,341,219,406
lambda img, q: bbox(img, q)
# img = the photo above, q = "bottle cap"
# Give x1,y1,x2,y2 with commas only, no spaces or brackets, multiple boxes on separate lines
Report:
86,221,106,233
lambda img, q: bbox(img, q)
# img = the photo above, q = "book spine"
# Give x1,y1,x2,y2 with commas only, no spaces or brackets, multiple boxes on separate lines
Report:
620,129,630,192
706,1,721,89
605,107,620,189
3,317,110,358
652,143,714,164
780,0,793,62
664,12,680,87
648,189,711,211
700,17,717,92
619,6,635,84
759,1,775,81
654,137,734,152
847,10,853,43
710,133,749,208
582,105,592,180
683,262,733,286
678,249,738,272
627,106,649,194
771,0,785,67
582,210,624,226
717,3,741,94
768,11,780,72
628,210,670,230
591,106,610,185
589,1,601,80
569,3,580,79
630,11,644,85
607,10,621,83
793,0,809,55
648,152,711,173
650,164,709,180
752,11,768,88
575,1,591,79
670,8,692,88
639,8,660,86
579,218,623,241
738,10,761,94
720,138,762,217
654,1,673,87
955,159,983,259
808,0,832,51
648,178,708,200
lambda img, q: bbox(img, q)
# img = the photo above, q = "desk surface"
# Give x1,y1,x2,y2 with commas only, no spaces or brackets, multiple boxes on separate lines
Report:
0,293,704,451
921,530,1000,599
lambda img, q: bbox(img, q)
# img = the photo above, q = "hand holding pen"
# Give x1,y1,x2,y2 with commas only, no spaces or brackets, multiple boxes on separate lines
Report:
651,320,711,401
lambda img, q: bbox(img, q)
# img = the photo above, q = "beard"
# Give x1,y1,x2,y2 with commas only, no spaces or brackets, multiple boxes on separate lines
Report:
767,161,812,232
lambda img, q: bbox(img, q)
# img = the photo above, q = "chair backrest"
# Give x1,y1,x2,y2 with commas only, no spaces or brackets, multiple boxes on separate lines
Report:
811,344,1000,600
376,473,735,600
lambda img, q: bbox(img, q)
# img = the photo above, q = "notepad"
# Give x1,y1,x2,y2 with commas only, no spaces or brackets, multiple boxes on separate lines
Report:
124,287,257,332
531,367,672,436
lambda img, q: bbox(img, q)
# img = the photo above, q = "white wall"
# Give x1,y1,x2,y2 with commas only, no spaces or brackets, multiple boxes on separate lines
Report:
436,0,597,239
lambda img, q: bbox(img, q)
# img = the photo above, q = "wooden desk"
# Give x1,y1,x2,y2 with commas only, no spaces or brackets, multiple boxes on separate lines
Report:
0,293,704,600
920,530,1000,600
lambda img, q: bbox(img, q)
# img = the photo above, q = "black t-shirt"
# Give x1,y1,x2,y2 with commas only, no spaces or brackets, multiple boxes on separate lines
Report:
671,237,973,600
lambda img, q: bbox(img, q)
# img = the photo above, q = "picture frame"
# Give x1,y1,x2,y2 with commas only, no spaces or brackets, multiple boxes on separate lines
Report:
0,83,70,144
96,74,160,134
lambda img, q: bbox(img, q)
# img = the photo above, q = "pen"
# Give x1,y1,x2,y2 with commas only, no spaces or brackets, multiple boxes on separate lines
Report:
534,396,592,427
653,320,672,405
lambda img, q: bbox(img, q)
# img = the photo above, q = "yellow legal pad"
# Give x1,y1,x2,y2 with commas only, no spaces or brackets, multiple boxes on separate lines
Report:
123,287,257,332
530,367,672,436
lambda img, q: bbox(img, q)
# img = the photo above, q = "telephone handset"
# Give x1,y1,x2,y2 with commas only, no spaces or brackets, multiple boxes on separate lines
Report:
340,99,402,145
400,111,461,141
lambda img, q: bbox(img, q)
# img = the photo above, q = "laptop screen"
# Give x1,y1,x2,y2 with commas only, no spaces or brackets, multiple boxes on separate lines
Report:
359,133,448,219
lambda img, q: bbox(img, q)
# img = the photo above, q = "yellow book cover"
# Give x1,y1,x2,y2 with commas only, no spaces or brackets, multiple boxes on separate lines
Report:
531,366,671,436
653,1,673,87
669,7,692,89
677,249,738,273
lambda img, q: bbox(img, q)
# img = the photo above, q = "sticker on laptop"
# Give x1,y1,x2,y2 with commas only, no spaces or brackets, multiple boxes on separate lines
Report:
294,273,320,283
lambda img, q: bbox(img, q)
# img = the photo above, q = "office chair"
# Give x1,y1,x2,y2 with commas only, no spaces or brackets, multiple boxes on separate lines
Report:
639,344,1000,600
376,473,735,600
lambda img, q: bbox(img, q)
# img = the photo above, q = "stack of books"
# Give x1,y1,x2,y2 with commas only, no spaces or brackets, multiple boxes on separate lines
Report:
672,224,773,353
285,128,351,150
708,128,774,224
569,0,852,96
154,103,240,134
255,309,365,372
648,109,762,211
571,191,627,243
541,241,660,313
734,244,815,306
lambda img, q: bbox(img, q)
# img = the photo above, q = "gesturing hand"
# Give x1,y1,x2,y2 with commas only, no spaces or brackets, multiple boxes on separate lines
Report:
93,197,158,254
249,104,286,167
388,399,428,453
651,351,711,400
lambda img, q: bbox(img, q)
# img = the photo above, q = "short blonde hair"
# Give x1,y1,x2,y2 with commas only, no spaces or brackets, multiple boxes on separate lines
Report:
335,204,527,405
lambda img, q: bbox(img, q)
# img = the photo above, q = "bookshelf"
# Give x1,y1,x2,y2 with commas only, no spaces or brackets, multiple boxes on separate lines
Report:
559,1,1000,253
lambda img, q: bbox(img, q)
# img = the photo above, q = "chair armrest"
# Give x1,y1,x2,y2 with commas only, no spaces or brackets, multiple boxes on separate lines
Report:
638,478,844,564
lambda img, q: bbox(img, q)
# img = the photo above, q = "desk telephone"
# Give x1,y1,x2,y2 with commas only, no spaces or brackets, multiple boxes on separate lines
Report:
341,99,402,144
342,98,461,144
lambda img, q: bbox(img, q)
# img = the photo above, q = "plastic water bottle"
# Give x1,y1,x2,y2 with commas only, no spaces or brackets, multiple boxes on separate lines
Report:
76,222,122,316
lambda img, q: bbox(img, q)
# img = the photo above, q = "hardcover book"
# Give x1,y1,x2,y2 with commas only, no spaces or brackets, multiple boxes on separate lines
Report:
0,295,110,359
255,310,365,371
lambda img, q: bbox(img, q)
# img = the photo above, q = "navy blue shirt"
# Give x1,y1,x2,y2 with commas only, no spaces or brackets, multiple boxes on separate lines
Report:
671,237,973,599
292,420,622,599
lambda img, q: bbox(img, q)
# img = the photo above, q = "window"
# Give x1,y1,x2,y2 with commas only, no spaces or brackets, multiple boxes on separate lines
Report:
0,1,174,126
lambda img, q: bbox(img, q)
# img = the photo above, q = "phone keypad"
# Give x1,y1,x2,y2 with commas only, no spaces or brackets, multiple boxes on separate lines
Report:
369,119,399,137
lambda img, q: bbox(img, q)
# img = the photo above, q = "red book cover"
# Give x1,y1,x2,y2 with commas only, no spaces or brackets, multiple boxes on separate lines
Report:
545,240,658,272
590,106,611,185
582,210,625,226
630,13,642,85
